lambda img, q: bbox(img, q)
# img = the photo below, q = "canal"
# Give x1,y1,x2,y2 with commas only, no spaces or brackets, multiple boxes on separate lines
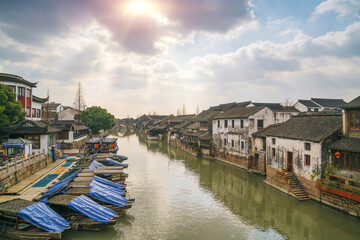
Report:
62,134,360,240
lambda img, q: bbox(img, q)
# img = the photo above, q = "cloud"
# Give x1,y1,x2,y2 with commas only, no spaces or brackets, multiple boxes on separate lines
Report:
312,0,360,18
0,0,253,55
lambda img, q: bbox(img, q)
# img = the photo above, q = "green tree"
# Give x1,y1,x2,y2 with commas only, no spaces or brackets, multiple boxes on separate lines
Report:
80,106,115,133
0,84,25,127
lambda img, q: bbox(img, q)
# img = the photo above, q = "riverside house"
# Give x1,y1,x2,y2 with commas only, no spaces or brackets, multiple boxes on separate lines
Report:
295,98,346,112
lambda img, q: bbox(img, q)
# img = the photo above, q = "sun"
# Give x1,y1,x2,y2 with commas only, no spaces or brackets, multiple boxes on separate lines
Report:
126,1,155,16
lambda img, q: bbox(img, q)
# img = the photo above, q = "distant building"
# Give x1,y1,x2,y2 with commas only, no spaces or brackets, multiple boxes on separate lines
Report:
58,107,79,122
0,73,48,120
295,98,346,112
42,102,64,121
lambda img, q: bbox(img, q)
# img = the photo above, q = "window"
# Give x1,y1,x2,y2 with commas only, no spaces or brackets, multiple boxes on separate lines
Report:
272,148,276,157
218,120,220,128
26,88,31,97
335,152,360,171
32,108,36,117
232,120,234,128
224,139,227,146
307,108,311,112
240,120,244,128
18,87,25,96
305,142,311,151
349,111,360,130
241,141,245,150
26,108,31,117
257,119,264,129
231,140,234,147
26,135,40,149
314,108,319,112
305,154,311,166
37,109,40,118
225,120,228,128
272,138,276,145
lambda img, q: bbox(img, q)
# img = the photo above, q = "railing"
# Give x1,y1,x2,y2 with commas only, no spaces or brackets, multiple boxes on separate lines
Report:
0,152,47,176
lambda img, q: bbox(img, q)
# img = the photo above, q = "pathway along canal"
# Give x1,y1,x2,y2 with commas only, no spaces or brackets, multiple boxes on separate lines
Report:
63,134,358,239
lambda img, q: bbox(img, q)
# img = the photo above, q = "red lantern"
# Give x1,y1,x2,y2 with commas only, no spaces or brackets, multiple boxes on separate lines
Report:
110,144,114,148
94,144,99,148
335,152,341,159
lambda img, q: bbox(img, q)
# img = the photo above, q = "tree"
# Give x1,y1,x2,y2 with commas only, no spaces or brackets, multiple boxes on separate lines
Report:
0,84,25,127
80,106,115,133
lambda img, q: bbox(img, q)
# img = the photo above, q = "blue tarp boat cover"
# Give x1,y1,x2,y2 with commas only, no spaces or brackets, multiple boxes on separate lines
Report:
88,186,127,207
88,160,105,169
17,202,70,232
91,176,124,189
89,180,126,196
105,158,127,167
67,195,116,224
39,169,81,202
113,154,127,160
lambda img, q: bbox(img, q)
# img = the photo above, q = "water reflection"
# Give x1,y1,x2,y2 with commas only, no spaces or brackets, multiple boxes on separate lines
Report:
139,134,360,240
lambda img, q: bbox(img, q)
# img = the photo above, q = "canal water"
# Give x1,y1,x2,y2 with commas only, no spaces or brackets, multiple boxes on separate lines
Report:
62,134,358,239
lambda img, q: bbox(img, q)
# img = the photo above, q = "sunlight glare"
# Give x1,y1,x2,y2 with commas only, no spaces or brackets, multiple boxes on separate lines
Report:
126,1,154,16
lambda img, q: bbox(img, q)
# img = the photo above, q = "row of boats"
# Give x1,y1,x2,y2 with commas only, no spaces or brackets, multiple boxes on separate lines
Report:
84,138,119,154
0,153,133,240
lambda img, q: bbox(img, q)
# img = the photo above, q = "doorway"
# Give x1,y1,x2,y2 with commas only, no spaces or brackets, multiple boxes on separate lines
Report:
287,151,293,172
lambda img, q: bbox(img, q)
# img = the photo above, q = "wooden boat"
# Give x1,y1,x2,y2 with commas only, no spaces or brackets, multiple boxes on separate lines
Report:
84,138,102,154
46,194,116,231
0,199,64,240
99,138,119,153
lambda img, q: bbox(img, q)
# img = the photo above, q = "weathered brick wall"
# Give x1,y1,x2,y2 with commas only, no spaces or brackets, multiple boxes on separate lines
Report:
319,190,360,217
265,166,291,192
297,175,320,199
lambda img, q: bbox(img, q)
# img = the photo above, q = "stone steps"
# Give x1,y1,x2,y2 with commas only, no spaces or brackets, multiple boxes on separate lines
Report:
285,173,310,201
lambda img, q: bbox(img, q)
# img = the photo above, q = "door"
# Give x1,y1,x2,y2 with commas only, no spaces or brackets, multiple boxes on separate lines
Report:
287,151,293,172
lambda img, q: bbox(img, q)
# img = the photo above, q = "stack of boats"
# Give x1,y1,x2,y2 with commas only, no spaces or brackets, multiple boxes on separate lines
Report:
0,153,133,240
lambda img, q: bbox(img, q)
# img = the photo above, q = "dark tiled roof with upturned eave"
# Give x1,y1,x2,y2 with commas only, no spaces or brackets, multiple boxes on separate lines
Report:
297,100,320,108
329,137,360,153
342,96,360,110
0,73,37,88
254,114,342,142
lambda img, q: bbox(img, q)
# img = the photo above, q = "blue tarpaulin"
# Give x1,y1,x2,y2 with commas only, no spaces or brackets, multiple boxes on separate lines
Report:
2,144,24,149
33,174,59,188
67,195,116,224
91,176,124,189
39,169,81,202
62,161,73,167
88,160,105,169
89,180,126,196
113,154,127,160
17,202,70,232
88,186,127,207
105,158,127,167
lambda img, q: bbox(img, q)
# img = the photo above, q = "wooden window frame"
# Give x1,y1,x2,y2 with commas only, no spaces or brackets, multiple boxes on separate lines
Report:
240,120,244,128
231,140,234,147
272,147,276,157
257,119,264,129
272,138,276,145
224,120,228,128
305,154,311,166
232,120,235,128
348,110,360,130
305,142,311,151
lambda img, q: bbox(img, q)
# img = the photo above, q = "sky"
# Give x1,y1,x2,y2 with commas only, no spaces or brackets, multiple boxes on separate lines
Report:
0,0,359,118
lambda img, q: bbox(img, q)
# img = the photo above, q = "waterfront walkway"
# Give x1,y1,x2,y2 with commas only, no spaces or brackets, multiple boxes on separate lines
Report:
0,159,74,203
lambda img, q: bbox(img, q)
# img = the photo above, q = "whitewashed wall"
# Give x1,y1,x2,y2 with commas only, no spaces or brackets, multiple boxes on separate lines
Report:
266,137,322,180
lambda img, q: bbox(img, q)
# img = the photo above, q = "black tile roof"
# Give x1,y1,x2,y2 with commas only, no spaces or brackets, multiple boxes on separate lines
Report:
311,98,346,108
209,102,238,111
170,114,195,123
254,114,342,142
329,137,360,153
213,106,265,119
0,120,61,135
32,95,49,103
0,73,37,88
342,96,360,110
297,100,320,108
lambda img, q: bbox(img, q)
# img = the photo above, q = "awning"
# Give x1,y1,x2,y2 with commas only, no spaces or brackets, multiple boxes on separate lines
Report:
39,169,81,202
17,202,70,232
88,186,127,207
2,144,24,149
67,195,116,224
91,176,124,189
106,158,127,167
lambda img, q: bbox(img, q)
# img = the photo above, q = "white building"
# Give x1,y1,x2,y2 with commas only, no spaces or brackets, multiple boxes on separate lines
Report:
0,73,48,120
295,98,346,112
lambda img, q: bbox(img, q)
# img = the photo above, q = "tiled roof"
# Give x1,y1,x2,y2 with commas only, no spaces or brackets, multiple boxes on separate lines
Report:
213,106,265,119
342,96,360,110
255,114,342,142
32,95,48,103
209,102,238,111
170,114,195,123
199,132,212,141
311,98,346,108
0,120,61,134
297,100,320,108
0,73,37,88
329,137,360,153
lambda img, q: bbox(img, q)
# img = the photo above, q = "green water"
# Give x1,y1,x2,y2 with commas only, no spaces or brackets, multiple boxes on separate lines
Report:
14,134,360,240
